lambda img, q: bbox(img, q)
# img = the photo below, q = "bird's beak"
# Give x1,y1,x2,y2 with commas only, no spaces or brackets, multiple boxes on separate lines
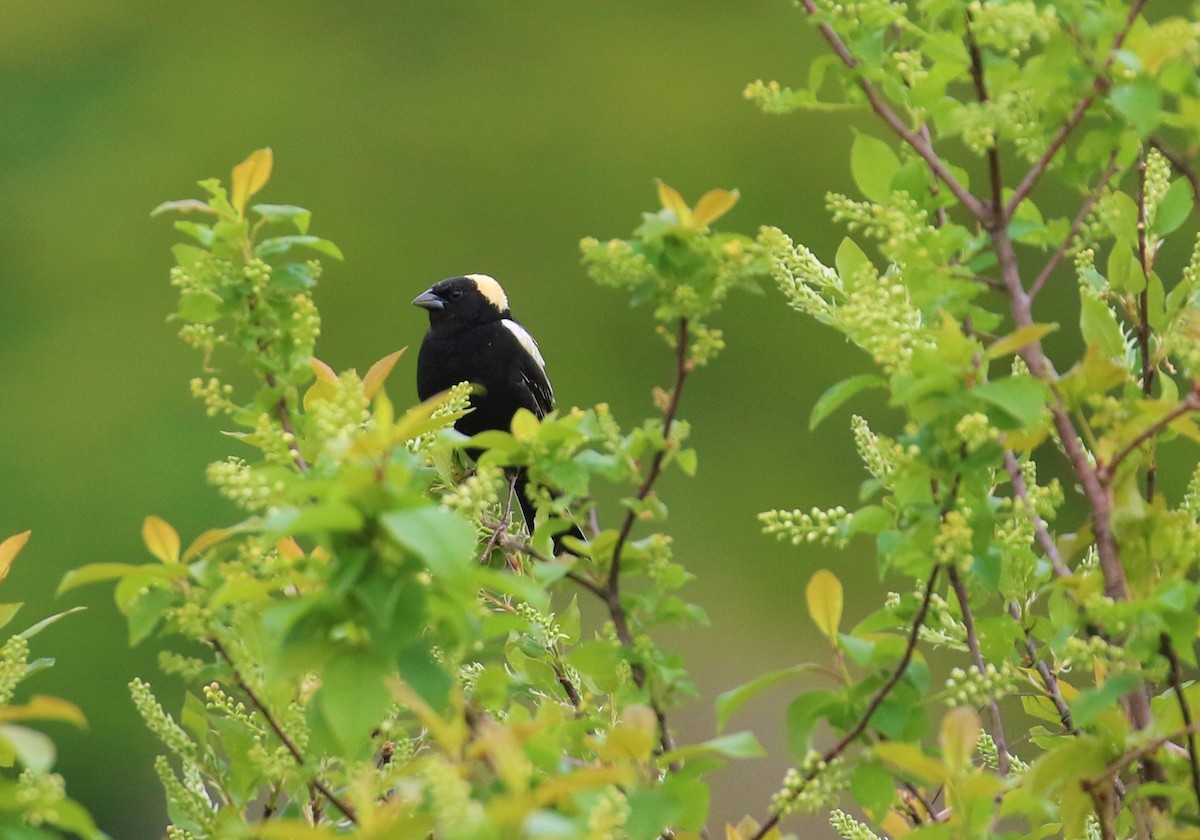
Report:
412,289,444,310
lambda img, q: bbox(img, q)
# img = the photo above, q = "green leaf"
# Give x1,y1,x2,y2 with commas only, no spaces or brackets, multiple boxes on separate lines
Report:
984,323,1059,360
1152,177,1193,236
850,132,901,203
874,741,948,784
254,235,344,262
1080,295,1127,359
974,377,1047,428
626,788,686,840
809,374,886,430
850,760,896,817
1110,81,1163,136
1070,672,1139,728
0,604,23,633
56,563,148,595
320,650,392,755
19,606,86,640
785,690,839,761
0,725,55,773
1107,240,1144,294
715,664,818,733
252,203,313,234
177,290,224,324
659,731,765,764
835,237,871,281
380,506,477,584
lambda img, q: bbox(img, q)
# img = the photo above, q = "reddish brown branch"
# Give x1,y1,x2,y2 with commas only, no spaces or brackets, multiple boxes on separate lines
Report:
749,565,942,840
948,565,1010,775
209,637,357,824
798,0,989,222
1005,0,1148,216
1161,634,1200,812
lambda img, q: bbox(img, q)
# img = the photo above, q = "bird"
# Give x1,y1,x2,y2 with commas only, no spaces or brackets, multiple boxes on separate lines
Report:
413,274,581,549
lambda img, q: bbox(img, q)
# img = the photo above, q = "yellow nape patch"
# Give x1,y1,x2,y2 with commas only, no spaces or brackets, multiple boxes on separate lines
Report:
466,273,509,312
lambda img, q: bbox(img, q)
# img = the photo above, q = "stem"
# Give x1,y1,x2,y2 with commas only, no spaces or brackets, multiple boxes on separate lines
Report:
798,0,989,222
1003,450,1070,578
208,637,358,824
1136,149,1156,499
1029,152,1121,299
749,564,942,840
1004,0,1148,216
1096,391,1200,485
948,565,1010,775
964,11,1003,218
1161,634,1200,812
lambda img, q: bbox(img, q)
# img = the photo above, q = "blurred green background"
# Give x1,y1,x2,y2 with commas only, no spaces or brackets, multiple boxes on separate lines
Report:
5,2,1167,837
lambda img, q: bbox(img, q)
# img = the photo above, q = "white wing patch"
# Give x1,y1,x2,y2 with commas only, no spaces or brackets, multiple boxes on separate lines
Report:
502,319,546,370
466,274,509,312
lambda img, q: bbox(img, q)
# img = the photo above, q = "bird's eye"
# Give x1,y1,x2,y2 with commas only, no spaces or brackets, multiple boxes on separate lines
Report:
450,289,463,300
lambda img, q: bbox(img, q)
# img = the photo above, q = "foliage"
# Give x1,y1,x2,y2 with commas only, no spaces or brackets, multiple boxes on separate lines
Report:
0,533,98,839
47,1,1200,837
64,150,766,838
732,1,1200,839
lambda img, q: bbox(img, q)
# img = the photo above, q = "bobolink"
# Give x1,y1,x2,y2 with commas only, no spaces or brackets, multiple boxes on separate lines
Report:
413,274,578,545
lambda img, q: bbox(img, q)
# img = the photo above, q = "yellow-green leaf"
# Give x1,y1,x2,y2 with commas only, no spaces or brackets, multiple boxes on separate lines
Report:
142,516,180,564
304,357,341,410
511,407,540,441
0,532,31,584
182,528,232,563
691,188,740,227
595,703,658,762
230,148,274,218
874,741,948,785
364,348,406,400
984,323,1060,360
656,179,692,226
805,569,843,642
0,696,86,728
939,705,980,777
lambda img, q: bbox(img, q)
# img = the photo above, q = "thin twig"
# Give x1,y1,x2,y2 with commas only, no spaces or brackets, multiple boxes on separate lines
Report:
1004,0,1148,216
965,10,1003,218
1161,633,1200,812
1136,149,1157,499
749,565,942,840
208,637,358,824
1029,151,1121,299
1096,390,1200,485
798,0,989,222
948,565,1010,776
1003,451,1070,578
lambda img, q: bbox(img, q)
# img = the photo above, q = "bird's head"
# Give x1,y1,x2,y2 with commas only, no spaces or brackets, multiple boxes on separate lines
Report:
412,274,511,327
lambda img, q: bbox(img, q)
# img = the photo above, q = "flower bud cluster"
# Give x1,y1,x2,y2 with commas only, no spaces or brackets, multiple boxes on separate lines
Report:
131,678,196,761
770,752,846,817
442,463,504,533
892,50,927,88
814,0,905,30
411,380,475,453
955,88,1041,160
977,731,1028,774
16,769,67,827
934,509,974,569
516,603,567,650
917,591,965,647
240,258,271,297
580,237,658,293
425,757,485,835
1060,632,1128,672
826,191,928,264
742,79,800,115
830,808,881,840
0,635,30,706
852,415,916,481
189,377,236,418
944,662,1017,707
203,682,262,734
309,371,370,455
154,755,212,830
759,505,851,548
158,652,207,681
586,786,630,840
289,290,321,350
206,457,284,512
956,412,997,453
688,324,726,367
166,827,198,840
968,0,1057,57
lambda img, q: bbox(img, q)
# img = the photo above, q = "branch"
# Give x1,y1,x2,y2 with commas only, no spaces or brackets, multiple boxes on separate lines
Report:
750,564,942,840
1161,633,1200,813
208,637,358,824
1029,151,1121,299
1096,390,1200,485
798,0,989,222
948,565,1010,776
965,10,1003,217
1005,0,1148,216
1003,450,1070,578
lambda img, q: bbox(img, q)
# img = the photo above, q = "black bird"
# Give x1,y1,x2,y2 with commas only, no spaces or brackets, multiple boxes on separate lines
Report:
413,274,580,547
